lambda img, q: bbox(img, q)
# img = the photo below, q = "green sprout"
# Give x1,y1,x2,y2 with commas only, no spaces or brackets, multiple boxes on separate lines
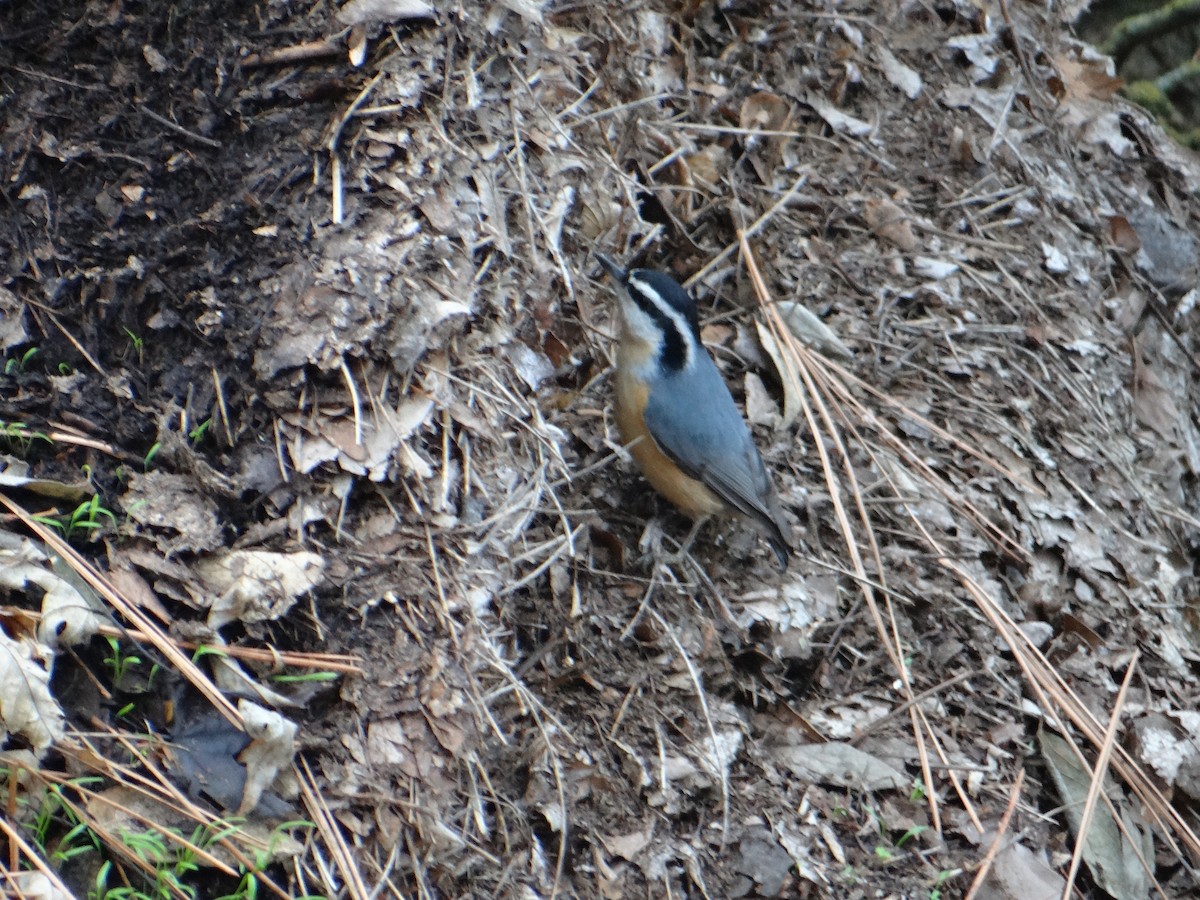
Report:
928,867,962,900
4,346,39,375
103,636,143,688
191,644,229,664
123,328,145,366
213,820,319,900
32,495,117,542
188,418,213,444
0,420,51,454
269,671,339,684
23,777,103,857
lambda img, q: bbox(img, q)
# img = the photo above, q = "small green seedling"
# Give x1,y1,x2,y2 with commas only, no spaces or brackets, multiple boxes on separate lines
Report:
269,671,339,684
191,644,229,664
928,867,962,900
103,636,143,688
123,328,145,366
0,420,50,453
188,418,213,444
32,495,117,542
4,346,39,375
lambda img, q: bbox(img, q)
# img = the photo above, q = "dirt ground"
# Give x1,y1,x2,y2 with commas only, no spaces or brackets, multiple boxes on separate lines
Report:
4,1,1200,898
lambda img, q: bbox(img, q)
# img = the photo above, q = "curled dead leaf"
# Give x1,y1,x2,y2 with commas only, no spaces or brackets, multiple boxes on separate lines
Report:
740,91,791,133
196,549,326,629
755,320,802,429
776,302,853,360
0,629,64,754
864,197,918,251
1107,215,1140,253
877,46,921,99
237,699,298,816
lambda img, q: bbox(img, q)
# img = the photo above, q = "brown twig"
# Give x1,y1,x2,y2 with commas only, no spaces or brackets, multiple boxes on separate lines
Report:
240,39,344,68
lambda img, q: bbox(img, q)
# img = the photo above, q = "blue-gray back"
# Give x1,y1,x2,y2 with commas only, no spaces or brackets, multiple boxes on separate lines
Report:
642,353,774,520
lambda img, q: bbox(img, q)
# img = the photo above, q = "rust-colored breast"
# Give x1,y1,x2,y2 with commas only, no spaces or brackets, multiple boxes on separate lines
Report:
614,361,727,519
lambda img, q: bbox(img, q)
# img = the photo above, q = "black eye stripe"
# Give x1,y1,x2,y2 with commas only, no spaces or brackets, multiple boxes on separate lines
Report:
628,284,688,370
629,271,702,335
626,271,703,372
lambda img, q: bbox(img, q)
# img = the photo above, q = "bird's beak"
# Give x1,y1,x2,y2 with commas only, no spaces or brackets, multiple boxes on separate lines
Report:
595,252,626,284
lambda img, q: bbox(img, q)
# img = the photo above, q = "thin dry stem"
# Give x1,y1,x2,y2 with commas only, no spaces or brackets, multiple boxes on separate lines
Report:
964,768,1026,900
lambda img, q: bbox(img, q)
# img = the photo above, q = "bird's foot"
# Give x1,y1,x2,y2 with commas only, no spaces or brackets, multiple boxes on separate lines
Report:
637,517,707,569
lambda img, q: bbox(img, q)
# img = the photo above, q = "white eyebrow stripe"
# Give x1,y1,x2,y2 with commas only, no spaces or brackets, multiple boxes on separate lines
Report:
627,272,695,369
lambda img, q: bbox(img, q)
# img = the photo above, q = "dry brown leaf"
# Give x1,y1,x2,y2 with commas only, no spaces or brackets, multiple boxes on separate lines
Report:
212,653,299,709
237,700,298,816
0,629,64,754
1047,49,1133,156
775,742,907,791
123,471,223,553
979,842,1065,899
945,33,999,83
740,91,791,132
1052,52,1122,104
808,97,872,136
754,320,803,429
686,144,728,186
600,828,653,861
0,286,28,351
1132,358,1180,441
0,455,90,502
3,871,70,900
495,0,545,22
196,549,326,629
1041,729,1153,899
108,560,173,625
1128,204,1200,294
739,91,795,178
1107,214,1140,252
877,45,921,99
0,533,107,647
142,45,169,73
743,372,778,428
776,302,853,360
864,197,918,251
1132,712,1197,788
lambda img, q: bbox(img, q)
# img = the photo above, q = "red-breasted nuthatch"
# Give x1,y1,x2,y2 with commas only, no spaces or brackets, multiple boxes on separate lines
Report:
597,253,793,567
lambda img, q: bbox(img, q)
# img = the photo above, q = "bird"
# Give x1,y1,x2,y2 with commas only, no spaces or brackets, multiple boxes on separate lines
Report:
596,252,793,568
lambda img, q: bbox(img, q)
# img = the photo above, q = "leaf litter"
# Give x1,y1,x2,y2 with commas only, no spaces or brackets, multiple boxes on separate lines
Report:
2,0,1200,897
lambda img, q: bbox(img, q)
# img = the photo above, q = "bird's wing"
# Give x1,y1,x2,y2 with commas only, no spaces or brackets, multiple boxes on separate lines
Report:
642,362,777,524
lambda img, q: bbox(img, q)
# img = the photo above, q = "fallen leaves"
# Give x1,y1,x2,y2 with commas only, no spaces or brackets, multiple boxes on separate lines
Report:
1042,729,1154,899
865,198,918,252
122,471,223,554
0,628,64,754
775,741,908,792
196,549,326,629
0,532,106,648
